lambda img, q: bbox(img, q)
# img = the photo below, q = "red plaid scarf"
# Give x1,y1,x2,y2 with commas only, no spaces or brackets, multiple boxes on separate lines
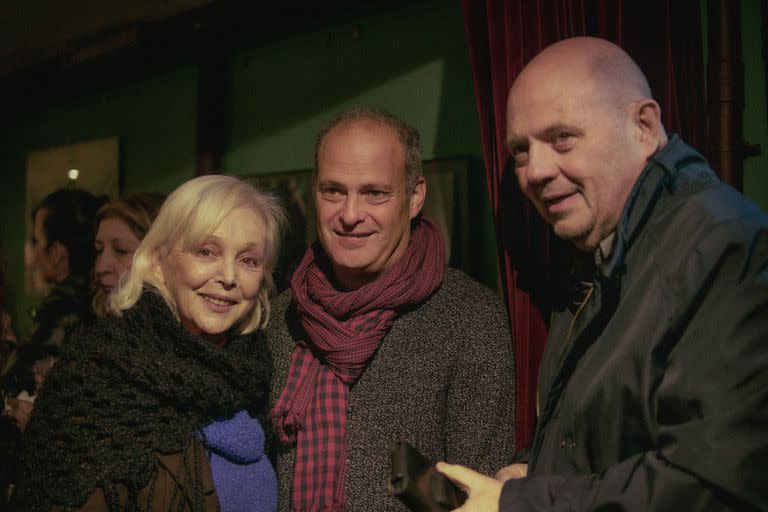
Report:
271,218,445,512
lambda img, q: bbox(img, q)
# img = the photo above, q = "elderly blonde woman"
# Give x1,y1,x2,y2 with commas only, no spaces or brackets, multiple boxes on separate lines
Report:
12,175,285,512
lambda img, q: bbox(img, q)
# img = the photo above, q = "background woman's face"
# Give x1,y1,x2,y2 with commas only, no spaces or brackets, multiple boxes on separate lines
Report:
158,207,266,344
94,217,141,294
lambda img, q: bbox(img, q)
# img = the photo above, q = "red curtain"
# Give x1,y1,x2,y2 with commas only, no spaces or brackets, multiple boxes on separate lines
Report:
461,0,705,451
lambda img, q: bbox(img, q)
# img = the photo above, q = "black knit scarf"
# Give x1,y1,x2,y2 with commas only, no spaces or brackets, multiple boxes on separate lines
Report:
11,291,271,511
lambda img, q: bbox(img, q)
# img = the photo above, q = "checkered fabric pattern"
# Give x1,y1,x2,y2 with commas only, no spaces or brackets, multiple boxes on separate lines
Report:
272,218,445,512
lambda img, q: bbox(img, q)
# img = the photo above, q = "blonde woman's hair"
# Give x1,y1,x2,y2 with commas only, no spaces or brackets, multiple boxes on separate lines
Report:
108,175,286,334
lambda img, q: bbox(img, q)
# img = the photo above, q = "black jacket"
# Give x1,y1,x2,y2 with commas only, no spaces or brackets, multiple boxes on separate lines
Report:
3,274,92,395
502,136,768,511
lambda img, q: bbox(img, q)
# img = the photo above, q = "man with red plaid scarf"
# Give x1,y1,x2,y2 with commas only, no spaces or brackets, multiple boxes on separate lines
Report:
266,106,516,512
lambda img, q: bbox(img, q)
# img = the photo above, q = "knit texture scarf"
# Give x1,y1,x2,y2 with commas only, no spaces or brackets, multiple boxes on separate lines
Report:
271,218,445,512
11,291,271,512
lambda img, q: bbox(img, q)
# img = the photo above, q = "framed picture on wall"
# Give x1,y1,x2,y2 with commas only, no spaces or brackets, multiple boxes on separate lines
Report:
24,136,120,296
245,157,475,291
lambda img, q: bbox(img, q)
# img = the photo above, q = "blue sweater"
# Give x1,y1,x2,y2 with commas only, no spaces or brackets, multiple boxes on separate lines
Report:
202,410,277,512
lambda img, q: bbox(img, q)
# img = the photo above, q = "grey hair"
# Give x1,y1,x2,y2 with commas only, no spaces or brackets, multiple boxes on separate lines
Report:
313,106,423,192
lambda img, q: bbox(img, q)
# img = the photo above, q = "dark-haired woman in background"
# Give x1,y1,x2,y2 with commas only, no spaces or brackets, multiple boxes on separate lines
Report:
1,189,105,507
4,189,106,426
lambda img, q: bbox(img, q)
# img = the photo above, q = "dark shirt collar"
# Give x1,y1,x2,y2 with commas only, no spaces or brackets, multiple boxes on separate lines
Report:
597,135,708,281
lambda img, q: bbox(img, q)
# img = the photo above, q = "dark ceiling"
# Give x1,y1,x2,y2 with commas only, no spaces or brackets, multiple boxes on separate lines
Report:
0,0,419,111
0,0,215,77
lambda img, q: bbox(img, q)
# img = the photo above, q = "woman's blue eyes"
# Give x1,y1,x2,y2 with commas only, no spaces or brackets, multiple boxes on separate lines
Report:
195,248,260,267
242,257,261,267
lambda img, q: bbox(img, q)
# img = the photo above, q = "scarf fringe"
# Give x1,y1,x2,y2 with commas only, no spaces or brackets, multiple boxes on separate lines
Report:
270,409,304,444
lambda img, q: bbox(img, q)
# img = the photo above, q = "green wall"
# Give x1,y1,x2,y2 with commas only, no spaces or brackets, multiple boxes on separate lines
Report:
0,67,198,333
223,2,481,174
742,0,768,211
701,0,768,209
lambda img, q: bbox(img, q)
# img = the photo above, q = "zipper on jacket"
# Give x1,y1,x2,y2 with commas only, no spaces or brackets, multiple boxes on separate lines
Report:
537,284,596,418
566,284,595,342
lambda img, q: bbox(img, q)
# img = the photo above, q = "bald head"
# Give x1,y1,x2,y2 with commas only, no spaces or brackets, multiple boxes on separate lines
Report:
506,37,666,252
513,37,652,109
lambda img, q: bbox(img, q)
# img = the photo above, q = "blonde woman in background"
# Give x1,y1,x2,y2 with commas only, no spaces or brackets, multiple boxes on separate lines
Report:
92,192,165,317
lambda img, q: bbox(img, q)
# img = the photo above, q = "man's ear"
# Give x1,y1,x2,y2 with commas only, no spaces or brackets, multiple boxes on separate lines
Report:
632,99,663,156
409,176,427,220
49,242,68,273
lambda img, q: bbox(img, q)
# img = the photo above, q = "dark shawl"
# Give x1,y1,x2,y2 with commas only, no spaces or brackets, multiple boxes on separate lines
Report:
11,291,271,511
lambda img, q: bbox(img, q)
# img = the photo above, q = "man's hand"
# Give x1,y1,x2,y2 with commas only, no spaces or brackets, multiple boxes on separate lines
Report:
495,463,528,482
436,462,502,512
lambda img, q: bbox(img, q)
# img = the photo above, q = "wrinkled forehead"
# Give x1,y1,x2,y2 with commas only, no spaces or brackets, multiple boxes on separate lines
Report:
507,80,580,132
165,205,265,252
506,70,608,136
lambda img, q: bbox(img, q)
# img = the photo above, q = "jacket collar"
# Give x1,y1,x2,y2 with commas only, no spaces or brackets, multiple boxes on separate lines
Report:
598,135,708,281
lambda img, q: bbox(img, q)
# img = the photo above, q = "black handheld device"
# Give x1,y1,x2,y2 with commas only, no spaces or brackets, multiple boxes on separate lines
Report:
389,441,466,512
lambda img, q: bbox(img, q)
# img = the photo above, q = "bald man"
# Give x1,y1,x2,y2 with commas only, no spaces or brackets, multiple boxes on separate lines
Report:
438,37,768,511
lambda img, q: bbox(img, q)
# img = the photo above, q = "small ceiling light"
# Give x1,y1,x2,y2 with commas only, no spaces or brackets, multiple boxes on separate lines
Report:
68,168,80,180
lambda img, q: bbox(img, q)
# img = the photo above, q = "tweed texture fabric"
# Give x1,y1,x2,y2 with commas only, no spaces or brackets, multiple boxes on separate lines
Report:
11,291,271,512
272,218,445,512
266,267,517,512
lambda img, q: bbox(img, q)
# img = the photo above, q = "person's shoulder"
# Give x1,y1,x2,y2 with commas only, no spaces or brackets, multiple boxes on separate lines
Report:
263,289,297,356
407,267,511,348
439,267,504,305
89,311,126,334
56,313,123,361
415,267,509,332
267,289,293,326
660,145,767,228
34,284,91,326
271,288,293,307
661,173,768,247
641,168,768,285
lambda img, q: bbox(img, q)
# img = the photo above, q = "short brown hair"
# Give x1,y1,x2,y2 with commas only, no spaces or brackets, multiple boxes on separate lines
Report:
313,106,423,192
